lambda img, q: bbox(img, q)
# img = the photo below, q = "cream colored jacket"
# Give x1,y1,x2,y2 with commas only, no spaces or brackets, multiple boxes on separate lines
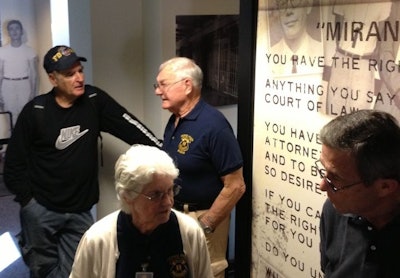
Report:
69,209,214,278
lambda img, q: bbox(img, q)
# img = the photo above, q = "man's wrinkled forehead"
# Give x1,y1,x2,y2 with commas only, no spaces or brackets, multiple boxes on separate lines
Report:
158,66,177,80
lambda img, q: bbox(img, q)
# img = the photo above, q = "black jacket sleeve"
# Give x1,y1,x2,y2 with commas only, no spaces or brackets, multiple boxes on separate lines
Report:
88,85,162,148
4,101,35,206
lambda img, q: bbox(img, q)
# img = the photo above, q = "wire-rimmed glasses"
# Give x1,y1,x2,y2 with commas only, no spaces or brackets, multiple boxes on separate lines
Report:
133,185,181,201
315,160,363,193
153,79,186,91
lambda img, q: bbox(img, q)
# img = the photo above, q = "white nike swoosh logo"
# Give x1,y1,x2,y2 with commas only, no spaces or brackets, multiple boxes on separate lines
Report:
55,129,89,150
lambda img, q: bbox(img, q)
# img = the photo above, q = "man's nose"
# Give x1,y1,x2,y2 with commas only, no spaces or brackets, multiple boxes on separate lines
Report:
319,178,328,192
154,86,162,95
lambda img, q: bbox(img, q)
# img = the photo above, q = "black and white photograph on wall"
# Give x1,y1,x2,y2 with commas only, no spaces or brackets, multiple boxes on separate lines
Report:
266,0,323,76
375,0,400,120
0,1,42,277
321,1,395,116
0,19,38,126
176,15,239,106
0,0,40,162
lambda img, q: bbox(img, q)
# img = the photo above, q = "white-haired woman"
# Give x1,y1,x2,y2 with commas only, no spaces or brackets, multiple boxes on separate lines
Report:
70,144,213,278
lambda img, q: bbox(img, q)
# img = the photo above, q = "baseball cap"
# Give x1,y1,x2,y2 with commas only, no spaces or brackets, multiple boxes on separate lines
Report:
43,45,87,73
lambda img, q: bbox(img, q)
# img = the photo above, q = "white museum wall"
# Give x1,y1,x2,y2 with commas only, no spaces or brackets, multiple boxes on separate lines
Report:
90,0,148,218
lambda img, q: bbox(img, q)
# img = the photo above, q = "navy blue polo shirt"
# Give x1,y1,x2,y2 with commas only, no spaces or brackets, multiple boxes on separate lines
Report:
162,99,243,204
320,199,400,278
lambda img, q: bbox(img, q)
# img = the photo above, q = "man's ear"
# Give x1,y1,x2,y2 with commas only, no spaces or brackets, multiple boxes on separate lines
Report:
48,73,58,87
377,178,399,198
184,78,193,96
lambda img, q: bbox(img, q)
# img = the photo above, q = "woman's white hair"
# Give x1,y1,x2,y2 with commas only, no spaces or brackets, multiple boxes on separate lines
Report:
114,144,179,213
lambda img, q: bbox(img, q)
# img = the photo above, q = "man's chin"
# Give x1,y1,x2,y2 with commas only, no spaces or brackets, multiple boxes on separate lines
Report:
74,89,85,96
331,202,348,214
161,102,171,110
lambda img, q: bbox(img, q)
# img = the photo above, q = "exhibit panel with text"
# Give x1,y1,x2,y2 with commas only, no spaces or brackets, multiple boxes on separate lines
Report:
251,0,400,277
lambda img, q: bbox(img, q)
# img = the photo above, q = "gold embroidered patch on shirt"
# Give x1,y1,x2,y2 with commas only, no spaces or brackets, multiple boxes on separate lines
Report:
177,134,193,154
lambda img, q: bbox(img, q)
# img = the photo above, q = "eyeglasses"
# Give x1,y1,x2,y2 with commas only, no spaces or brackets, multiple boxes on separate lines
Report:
133,185,181,202
153,79,185,90
315,160,363,193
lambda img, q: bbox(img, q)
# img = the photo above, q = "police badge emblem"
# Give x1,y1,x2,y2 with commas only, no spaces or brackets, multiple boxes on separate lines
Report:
177,134,193,154
168,254,189,277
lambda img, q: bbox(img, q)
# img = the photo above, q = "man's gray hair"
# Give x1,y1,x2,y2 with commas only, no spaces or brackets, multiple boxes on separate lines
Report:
159,57,203,89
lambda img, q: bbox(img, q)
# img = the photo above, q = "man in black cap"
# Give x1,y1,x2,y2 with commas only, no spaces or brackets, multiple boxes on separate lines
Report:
3,45,162,278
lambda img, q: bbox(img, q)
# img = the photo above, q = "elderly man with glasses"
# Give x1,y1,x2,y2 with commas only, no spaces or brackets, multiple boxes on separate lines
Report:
154,57,246,278
317,110,400,278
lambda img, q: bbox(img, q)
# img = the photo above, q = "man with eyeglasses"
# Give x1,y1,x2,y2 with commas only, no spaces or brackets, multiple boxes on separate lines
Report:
318,110,400,277
154,57,246,278
70,144,213,277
